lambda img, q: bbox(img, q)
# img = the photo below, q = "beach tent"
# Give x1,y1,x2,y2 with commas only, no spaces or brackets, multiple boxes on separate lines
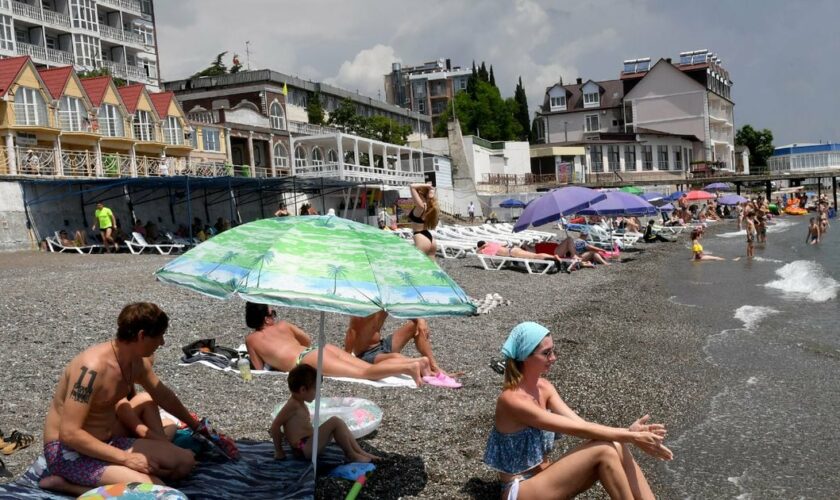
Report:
155,216,475,473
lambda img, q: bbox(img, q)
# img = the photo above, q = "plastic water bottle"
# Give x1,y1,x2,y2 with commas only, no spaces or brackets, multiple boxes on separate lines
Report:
237,359,252,382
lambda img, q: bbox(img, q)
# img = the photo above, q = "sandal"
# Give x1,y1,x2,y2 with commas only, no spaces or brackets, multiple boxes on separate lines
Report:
1,430,34,455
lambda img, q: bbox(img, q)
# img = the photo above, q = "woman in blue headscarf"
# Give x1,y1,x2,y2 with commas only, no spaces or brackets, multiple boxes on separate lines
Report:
483,322,673,499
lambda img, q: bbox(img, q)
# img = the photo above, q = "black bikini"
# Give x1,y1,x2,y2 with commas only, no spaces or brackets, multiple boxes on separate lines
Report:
409,209,433,242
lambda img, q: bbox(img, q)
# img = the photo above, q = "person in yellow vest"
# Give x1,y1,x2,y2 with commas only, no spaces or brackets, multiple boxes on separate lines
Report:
93,202,119,253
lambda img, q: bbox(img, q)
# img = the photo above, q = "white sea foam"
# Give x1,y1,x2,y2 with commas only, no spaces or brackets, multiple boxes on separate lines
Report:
746,376,758,385
734,305,780,330
752,256,783,264
717,219,797,239
718,228,747,239
764,260,839,302
668,295,698,307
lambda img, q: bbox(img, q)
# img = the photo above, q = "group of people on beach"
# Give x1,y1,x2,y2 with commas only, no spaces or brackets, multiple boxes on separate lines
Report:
38,300,673,499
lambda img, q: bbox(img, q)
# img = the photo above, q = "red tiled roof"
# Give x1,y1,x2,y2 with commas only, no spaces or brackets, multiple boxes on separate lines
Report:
149,91,174,118
37,66,74,99
80,76,112,107
117,84,146,114
0,56,32,96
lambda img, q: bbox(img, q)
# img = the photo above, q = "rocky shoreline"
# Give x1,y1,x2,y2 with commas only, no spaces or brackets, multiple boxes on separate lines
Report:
0,226,723,499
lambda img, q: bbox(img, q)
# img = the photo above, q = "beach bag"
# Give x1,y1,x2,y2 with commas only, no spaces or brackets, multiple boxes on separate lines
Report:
181,338,240,361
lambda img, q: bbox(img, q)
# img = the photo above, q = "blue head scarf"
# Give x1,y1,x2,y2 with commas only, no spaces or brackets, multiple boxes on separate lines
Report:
501,322,550,361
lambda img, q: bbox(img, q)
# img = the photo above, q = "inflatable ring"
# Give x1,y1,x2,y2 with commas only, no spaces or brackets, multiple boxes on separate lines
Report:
272,397,383,439
79,482,188,499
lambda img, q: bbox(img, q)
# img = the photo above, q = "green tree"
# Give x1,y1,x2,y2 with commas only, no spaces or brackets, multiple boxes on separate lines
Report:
307,92,325,125
530,117,541,143
434,78,522,141
327,98,410,145
735,125,774,167
513,77,530,142
78,68,125,87
489,65,496,87
192,52,228,78
478,62,489,82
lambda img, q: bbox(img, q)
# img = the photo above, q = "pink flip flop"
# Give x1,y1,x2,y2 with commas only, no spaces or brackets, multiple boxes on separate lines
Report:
422,372,462,389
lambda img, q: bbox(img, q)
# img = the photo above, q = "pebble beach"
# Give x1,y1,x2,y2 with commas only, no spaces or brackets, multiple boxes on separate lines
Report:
0,226,724,499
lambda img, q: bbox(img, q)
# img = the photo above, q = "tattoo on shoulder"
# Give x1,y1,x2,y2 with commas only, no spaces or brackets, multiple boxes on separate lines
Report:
70,366,97,404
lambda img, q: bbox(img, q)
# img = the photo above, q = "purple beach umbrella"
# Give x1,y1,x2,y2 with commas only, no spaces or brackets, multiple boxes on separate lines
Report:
660,203,675,212
513,186,606,232
577,191,659,216
717,194,748,206
641,192,665,202
704,182,731,192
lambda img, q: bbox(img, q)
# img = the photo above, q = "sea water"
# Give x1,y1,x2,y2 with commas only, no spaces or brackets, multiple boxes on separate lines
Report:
662,216,840,498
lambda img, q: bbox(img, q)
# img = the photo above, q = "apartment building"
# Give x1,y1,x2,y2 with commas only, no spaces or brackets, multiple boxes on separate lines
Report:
384,59,471,135
163,69,432,178
0,0,159,89
533,50,737,182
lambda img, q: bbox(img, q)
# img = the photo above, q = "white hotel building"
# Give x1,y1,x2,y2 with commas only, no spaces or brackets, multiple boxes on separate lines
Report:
0,0,159,88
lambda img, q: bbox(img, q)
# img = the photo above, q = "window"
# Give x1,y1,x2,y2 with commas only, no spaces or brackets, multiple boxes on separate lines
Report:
134,23,154,45
162,116,183,145
687,148,693,165
417,99,426,114
15,28,28,44
45,36,57,50
133,110,154,141
642,145,653,170
73,33,100,67
624,145,636,171
311,147,323,166
624,102,633,130
141,59,157,79
294,145,306,168
58,96,86,131
550,95,566,111
327,149,338,163
657,145,669,170
70,0,97,31
583,91,600,108
458,78,467,90
590,145,603,173
608,145,620,172
674,147,682,170
202,128,220,151
99,104,124,137
0,15,14,51
273,143,288,169
585,114,600,132
269,102,285,130
431,100,447,114
14,87,47,126
412,81,426,98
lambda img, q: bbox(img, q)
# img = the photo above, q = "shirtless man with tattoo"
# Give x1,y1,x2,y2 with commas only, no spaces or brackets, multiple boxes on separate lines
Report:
39,303,200,496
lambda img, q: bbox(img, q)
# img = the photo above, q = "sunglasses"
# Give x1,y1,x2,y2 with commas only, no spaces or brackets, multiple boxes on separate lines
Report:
536,347,557,358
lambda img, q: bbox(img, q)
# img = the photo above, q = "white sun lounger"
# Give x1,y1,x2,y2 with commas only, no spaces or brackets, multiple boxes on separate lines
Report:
436,239,478,259
476,253,559,275
45,235,100,254
126,232,185,255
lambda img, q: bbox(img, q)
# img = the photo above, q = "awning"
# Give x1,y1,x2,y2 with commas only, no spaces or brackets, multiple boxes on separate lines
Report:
529,146,586,158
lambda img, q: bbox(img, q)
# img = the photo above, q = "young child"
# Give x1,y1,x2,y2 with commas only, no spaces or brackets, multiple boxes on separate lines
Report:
270,364,379,462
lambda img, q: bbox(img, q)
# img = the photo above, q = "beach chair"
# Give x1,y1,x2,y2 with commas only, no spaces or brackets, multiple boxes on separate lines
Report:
126,232,185,255
45,235,100,254
476,253,557,275
436,239,477,259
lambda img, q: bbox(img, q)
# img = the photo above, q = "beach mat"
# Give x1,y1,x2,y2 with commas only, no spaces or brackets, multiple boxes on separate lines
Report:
0,440,345,499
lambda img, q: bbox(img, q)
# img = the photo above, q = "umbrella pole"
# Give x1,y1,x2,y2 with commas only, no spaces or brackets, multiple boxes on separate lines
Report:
311,310,326,473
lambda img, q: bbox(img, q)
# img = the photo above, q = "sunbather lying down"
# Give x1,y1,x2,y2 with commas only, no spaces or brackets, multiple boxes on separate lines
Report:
554,237,609,266
476,241,563,263
244,302,429,386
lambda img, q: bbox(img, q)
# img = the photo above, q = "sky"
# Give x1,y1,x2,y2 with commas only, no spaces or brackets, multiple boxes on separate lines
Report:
155,0,840,147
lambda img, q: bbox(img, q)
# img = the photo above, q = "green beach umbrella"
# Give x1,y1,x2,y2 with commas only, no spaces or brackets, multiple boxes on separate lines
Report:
619,186,643,195
155,215,475,471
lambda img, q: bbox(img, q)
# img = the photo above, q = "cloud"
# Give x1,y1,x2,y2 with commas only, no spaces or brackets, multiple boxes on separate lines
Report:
326,45,402,98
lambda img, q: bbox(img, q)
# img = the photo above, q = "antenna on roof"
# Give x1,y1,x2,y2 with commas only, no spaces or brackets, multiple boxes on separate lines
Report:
245,41,251,70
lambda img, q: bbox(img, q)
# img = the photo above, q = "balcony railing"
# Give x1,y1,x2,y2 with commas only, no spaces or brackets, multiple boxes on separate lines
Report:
98,23,145,46
97,0,142,16
17,42,74,66
43,9,71,28
11,1,41,21
471,136,505,150
293,161,424,185
187,110,220,124
288,120,339,136
102,59,152,83
481,173,560,186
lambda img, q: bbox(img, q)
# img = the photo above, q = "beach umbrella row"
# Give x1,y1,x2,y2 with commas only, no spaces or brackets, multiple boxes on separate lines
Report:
513,186,606,232
577,191,658,216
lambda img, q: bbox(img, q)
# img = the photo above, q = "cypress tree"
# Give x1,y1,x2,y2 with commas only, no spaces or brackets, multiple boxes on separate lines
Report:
479,62,488,82
513,77,530,142
489,65,496,87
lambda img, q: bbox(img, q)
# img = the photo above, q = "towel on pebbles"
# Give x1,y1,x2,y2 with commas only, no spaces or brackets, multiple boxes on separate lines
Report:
179,345,417,388
470,293,511,315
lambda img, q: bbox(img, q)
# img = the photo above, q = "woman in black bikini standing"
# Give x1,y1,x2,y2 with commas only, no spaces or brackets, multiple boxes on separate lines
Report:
409,183,439,258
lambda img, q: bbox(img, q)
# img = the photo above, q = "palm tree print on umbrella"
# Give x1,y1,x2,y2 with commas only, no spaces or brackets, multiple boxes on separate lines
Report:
398,271,426,303
327,264,348,295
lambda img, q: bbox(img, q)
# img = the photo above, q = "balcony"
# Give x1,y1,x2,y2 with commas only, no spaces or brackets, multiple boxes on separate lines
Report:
11,1,41,22
294,161,424,186
102,59,152,83
43,9,71,29
0,0,10,11
17,42,73,66
187,110,220,124
97,0,142,16
99,23,145,46
288,120,339,136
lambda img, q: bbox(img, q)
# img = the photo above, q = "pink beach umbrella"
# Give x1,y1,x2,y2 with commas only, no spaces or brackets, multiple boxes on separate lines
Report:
683,190,715,202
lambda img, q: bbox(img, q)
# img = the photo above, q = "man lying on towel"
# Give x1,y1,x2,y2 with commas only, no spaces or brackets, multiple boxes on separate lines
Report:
244,302,430,386
344,311,461,387
40,302,220,497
